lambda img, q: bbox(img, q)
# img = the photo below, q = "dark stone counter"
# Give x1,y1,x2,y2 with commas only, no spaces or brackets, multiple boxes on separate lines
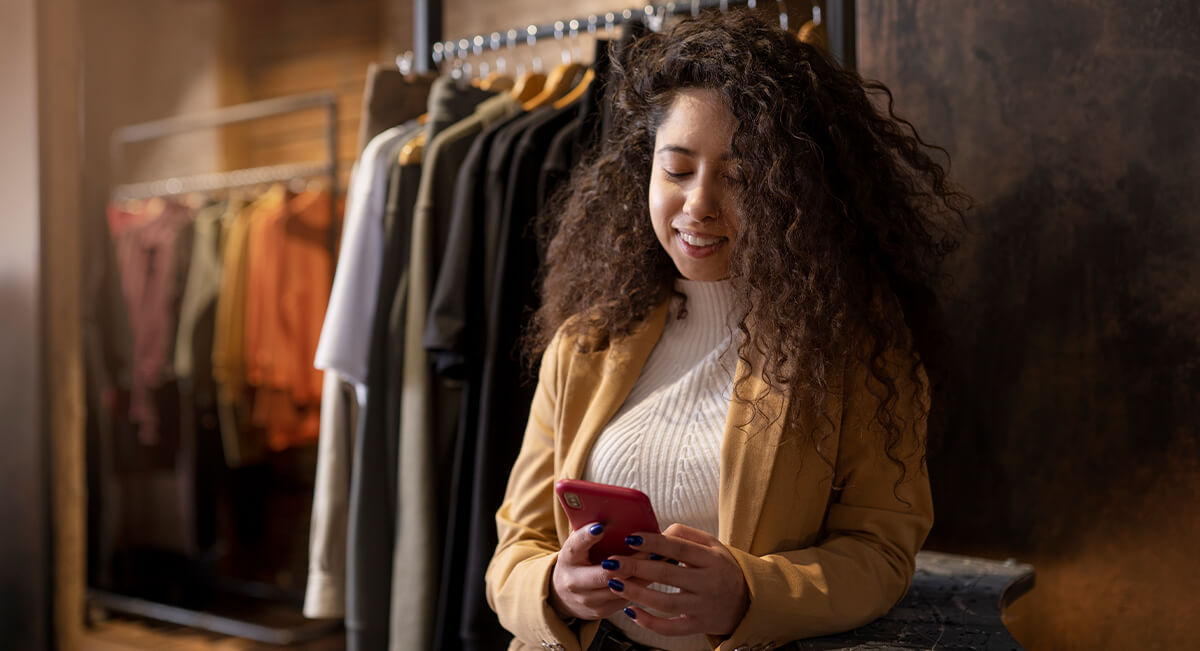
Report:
793,551,1035,650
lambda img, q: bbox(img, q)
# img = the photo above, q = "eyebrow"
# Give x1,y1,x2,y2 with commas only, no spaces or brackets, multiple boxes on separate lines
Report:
656,145,733,161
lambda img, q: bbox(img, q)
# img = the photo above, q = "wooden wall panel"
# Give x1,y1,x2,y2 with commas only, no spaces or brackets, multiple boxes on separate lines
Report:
219,0,384,189
858,1,1200,648
38,0,87,646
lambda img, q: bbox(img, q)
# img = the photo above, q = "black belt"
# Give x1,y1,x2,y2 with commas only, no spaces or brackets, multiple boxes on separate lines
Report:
586,619,660,651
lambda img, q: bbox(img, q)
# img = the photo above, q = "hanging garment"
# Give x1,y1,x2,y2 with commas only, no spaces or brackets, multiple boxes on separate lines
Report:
174,199,236,552
323,159,421,624
463,100,582,651
425,103,529,651
176,200,234,404
106,198,198,557
213,188,286,467
357,64,436,155
537,39,616,216
338,77,495,650
307,119,423,624
303,367,358,618
244,188,334,451
112,199,194,450
84,202,135,587
306,65,434,621
315,123,421,401
389,83,512,651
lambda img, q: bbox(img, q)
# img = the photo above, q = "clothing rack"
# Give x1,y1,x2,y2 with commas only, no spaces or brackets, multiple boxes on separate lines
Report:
109,161,332,202
109,91,339,201
93,90,343,646
410,0,856,72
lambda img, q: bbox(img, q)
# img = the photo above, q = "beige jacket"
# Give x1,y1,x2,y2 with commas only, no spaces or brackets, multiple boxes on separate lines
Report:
486,301,933,651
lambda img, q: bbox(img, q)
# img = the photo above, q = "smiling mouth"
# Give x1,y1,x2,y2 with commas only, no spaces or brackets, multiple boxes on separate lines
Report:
679,231,724,247
675,230,728,258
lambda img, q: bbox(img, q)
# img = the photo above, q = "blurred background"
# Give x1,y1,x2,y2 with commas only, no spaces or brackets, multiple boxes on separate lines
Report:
2,0,1197,649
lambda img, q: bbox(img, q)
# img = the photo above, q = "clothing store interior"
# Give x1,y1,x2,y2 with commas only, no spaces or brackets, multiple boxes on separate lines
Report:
3,0,1198,649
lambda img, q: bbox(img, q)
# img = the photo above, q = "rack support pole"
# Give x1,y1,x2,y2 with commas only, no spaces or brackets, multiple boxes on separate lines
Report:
415,0,442,74
827,0,856,71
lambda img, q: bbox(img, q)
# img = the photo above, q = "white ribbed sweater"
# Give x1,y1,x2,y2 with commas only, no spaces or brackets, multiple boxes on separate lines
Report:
583,278,742,651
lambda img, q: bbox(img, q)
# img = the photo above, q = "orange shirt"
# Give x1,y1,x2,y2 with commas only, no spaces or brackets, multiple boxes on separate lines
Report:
244,187,334,451
213,187,285,403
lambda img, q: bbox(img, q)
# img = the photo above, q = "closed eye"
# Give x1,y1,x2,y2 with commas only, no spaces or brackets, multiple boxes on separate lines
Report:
663,170,693,180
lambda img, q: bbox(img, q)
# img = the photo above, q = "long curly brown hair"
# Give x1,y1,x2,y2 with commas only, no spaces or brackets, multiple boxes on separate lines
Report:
527,10,968,484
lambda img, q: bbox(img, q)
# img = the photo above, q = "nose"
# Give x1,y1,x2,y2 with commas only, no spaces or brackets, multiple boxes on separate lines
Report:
683,180,723,221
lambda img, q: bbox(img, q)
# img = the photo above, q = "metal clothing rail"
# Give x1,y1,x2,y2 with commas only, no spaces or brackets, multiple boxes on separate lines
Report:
109,91,339,200
110,161,332,202
411,0,856,72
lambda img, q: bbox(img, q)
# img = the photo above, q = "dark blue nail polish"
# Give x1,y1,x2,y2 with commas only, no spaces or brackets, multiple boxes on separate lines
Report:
601,559,620,571
589,523,604,536
623,607,637,619
625,535,643,547
666,558,680,565
607,578,624,592
649,553,664,561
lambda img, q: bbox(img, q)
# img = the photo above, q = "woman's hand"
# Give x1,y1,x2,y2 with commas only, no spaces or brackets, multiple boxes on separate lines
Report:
548,523,630,621
603,523,750,637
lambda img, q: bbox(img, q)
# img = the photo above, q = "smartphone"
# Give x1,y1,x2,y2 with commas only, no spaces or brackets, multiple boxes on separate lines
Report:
554,478,661,564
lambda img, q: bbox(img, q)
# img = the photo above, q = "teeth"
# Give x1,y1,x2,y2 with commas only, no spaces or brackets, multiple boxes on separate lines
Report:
680,232,722,247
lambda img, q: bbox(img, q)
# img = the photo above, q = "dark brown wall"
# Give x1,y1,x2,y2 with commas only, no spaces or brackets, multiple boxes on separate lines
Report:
858,1,1200,647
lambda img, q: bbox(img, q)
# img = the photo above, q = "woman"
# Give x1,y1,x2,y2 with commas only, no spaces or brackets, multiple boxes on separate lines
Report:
486,10,967,651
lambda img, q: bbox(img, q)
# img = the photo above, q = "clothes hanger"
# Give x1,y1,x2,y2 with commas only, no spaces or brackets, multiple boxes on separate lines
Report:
480,32,515,92
482,70,514,92
549,19,592,109
399,119,428,165
397,43,443,166
523,21,584,111
552,67,594,110
509,26,547,103
553,11,620,110
798,3,828,50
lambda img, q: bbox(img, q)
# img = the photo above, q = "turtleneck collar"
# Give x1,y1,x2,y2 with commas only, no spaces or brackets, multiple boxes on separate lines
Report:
672,277,742,329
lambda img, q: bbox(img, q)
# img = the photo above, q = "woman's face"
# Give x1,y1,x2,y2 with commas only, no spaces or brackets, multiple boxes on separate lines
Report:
648,87,741,282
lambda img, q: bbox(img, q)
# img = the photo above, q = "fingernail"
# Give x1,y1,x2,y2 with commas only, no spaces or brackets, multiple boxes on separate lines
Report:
666,558,680,565
601,559,620,571
589,523,604,536
623,607,637,619
607,578,624,592
649,553,664,561
625,535,643,547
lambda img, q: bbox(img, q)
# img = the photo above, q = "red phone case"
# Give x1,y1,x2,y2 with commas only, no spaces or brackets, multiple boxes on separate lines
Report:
555,478,661,564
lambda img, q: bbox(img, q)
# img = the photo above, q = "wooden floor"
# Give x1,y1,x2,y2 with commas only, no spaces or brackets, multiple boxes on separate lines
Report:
81,618,345,651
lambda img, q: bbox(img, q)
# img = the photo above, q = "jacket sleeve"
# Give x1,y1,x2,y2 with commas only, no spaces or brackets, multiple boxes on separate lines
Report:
717,343,934,650
485,333,582,650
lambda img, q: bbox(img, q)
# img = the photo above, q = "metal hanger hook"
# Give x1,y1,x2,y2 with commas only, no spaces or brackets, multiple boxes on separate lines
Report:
396,50,414,75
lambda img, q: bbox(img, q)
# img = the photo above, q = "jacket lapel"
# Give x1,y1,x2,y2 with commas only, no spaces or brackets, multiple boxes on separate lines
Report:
561,301,671,480
718,344,789,552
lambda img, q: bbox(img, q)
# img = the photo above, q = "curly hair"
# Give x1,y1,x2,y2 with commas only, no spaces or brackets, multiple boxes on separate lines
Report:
526,10,968,485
